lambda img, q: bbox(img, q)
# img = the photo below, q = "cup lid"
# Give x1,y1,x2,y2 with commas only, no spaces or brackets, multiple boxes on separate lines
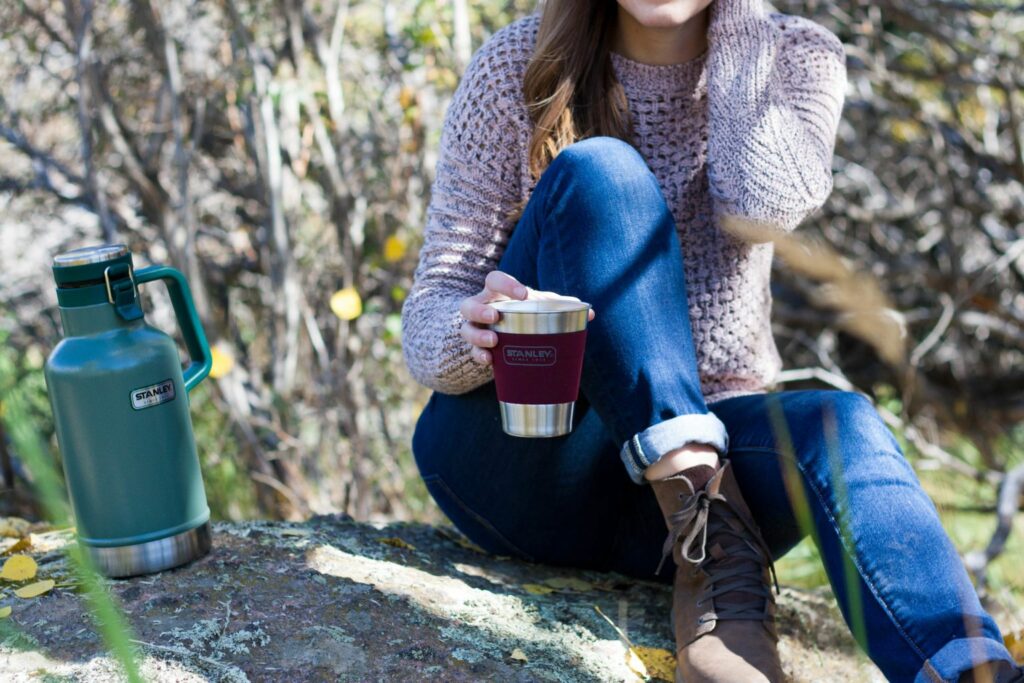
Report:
489,299,591,314
489,298,590,334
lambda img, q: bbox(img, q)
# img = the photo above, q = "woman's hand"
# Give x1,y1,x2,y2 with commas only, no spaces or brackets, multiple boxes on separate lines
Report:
458,271,595,365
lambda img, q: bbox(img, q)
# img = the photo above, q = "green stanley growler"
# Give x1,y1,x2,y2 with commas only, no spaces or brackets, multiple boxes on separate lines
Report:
44,244,213,577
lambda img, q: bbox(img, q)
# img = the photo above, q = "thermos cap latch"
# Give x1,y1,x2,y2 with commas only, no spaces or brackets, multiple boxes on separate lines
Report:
104,263,144,321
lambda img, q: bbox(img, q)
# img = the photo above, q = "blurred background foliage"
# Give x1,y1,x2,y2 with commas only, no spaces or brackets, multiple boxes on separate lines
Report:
0,0,1022,624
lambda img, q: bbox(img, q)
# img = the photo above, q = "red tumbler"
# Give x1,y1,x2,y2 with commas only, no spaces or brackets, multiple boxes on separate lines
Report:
488,299,590,437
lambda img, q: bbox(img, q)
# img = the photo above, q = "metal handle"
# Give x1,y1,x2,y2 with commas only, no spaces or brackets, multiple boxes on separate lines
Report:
134,265,212,392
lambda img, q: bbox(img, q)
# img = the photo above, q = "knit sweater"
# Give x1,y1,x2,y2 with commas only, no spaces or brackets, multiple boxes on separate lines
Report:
401,0,847,403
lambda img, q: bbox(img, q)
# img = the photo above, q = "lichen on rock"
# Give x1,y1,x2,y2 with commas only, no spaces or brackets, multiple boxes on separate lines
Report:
0,516,881,681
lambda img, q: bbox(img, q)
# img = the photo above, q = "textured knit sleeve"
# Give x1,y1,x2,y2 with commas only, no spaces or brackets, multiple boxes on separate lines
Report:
705,0,846,234
401,22,533,394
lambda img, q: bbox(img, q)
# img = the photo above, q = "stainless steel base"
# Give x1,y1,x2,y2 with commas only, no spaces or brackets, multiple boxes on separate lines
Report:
87,522,212,578
499,401,575,438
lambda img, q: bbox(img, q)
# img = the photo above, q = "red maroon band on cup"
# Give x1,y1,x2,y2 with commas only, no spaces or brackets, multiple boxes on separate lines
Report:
488,299,590,407
492,330,587,404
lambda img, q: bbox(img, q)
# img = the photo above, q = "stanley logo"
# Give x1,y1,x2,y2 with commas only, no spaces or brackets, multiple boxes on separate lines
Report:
130,378,176,410
503,346,556,367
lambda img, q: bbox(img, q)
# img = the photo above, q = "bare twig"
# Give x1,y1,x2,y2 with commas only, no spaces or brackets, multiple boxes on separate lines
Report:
964,464,1024,587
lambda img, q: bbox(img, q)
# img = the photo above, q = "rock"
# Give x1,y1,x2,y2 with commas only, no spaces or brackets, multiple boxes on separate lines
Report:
0,517,883,682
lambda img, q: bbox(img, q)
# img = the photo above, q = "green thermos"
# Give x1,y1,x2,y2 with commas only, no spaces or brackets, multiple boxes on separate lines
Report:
44,244,213,577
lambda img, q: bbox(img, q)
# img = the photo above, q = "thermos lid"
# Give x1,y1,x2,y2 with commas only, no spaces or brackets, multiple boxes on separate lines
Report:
53,244,129,267
52,243,134,287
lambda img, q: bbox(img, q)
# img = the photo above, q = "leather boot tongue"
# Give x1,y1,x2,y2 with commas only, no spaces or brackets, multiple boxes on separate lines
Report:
677,464,716,492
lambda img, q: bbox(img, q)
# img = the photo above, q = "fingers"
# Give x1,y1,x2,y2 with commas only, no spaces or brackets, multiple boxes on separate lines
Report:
460,297,500,325
459,321,497,349
470,347,492,365
459,271,596,368
484,271,528,300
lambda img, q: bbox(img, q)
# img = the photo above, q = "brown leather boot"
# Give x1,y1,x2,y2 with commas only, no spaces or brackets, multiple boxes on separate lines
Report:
650,459,783,683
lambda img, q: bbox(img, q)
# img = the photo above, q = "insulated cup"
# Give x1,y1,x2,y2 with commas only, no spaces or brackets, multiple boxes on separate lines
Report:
488,299,590,437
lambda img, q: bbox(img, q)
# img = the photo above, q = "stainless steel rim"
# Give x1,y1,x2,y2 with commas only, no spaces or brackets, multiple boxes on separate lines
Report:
489,299,590,334
500,401,575,438
53,244,129,267
87,522,212,578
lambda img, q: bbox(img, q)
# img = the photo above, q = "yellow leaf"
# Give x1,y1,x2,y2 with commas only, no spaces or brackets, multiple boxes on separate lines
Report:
0,555,37,582
330,287,362,321
383,236,406,263
2,537,31,556
1006,629,1024,664
0,606,10,618
626,647,648,678
522,583,556,595
454,537,486,554
0,518,30,538
378,537,415,551
509,648,528,663
208,344,235,379
542,576,593,592
398,85,416,110
15,579,54,599
632,646,676,682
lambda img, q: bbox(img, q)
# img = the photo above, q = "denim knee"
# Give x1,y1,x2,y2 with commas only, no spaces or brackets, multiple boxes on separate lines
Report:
551,136,648,176
547,136,654,193
539,136,667,238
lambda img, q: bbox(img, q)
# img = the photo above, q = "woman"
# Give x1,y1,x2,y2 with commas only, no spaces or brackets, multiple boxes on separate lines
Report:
401,0,1021,681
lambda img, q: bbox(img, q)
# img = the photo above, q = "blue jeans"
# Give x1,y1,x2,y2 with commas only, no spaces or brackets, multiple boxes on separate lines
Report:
412,137,1015,682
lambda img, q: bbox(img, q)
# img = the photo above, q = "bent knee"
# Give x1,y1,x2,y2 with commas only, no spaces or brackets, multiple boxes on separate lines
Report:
547,136,654,193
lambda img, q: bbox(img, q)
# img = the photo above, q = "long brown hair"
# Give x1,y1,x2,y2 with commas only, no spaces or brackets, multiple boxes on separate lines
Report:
523,0,632,179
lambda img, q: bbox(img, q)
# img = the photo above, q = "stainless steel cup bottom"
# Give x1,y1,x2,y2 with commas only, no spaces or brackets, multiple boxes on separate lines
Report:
87,522,212,578
499,401,575,438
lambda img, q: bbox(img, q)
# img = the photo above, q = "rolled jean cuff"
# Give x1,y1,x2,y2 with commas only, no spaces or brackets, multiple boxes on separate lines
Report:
915,637,1018,683
620,412,730,485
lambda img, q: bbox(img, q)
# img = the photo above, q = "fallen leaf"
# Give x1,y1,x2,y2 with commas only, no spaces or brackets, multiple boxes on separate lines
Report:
1,537,31,556
434,527,487,554
378,537,415,551
626,646,648,678
208,344,235,379
383,235,406,263
522,583,556,595
632,646,676,682
279,528,311,537
330,288,362,321
595,604,672,681
0,555,37,582
454,536,485,554
542,576,594,592
508,648,528,663
0,518,30,538
0,606,10,618
1006,630,1024,664
15,579,54,599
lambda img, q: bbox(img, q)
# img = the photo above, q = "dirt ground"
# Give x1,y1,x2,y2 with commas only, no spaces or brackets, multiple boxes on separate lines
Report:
0,516,883,682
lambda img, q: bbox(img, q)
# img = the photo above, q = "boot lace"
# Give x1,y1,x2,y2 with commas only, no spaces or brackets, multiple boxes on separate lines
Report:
656,488,779,622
